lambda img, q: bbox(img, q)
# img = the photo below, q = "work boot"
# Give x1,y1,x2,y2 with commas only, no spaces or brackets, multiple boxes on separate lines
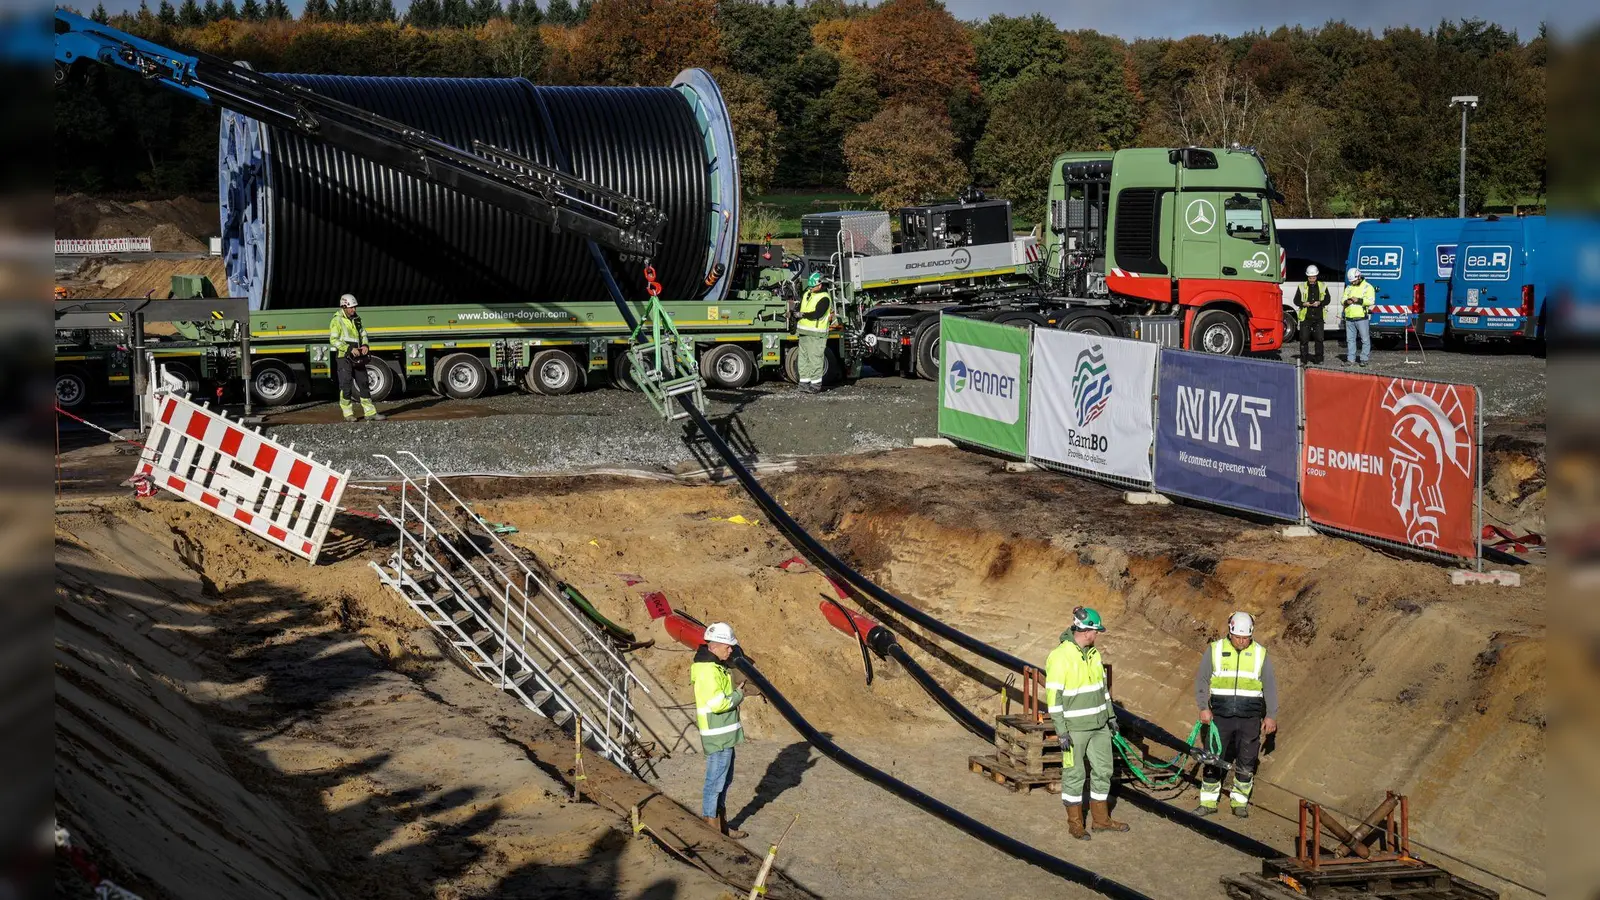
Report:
1232,805,1250,819
1195,804,1218,817
1090,800,1130,833
369,413,387,421
718,815,748,839
1064,803,1090,841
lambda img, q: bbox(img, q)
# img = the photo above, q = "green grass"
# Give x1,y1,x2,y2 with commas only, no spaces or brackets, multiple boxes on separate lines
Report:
747,191,871,238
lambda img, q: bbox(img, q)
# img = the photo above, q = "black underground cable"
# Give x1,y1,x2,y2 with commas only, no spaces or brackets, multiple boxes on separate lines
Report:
734,660,1156,900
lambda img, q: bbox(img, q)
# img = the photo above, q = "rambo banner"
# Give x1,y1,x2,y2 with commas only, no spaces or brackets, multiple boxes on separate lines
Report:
1302,369,1479,558
1028,329,1157,484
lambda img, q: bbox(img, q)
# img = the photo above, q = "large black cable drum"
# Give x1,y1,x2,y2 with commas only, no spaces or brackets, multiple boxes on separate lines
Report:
218,70,740,311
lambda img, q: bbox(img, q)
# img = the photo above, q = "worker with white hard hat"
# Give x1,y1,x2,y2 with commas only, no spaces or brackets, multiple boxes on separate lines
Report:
691,621,755,838
329,293,384,422
1342,266,1377,367
1292,263,1330,365
1193,611,1279,818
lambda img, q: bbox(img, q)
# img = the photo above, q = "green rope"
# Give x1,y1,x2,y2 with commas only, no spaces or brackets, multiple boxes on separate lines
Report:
1112,721,1221,788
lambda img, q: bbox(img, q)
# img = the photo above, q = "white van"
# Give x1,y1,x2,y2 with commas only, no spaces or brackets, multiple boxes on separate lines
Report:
1276,218,1373,340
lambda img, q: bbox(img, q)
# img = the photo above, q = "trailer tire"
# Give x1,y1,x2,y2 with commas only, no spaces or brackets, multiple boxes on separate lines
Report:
1059,313,1116,336
363,358,400,401
249,361,300,407
1191,308,1246,356
434,352,489,400
526,349,582,395
913,321,941,380
610,351,640,391
56,368,91,411
701,344,756,389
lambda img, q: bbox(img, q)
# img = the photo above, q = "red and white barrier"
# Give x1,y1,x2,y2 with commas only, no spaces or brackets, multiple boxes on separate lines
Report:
135,391,348,563
55,237,153,254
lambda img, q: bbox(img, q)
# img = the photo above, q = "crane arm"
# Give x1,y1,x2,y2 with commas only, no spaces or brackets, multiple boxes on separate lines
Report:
53,8,666,260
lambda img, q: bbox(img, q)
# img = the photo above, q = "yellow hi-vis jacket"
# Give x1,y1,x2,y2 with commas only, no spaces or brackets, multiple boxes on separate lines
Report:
1204,638,1268,718
1342,280,1376,320
1044,634,1112,736
329,311,368,355
690,646,745,753
798,288,832,333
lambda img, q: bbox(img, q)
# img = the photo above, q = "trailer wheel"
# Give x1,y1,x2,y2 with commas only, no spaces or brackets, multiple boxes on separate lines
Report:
1059,313,1116,336
249,361,300,407
1282,310,1299,344
1191,309,1245,356
56,368,91,411
912,321,941,380
363,358,400,401
525,349,583,395
700,344,756,389
434,352,489,400
610,351,641,391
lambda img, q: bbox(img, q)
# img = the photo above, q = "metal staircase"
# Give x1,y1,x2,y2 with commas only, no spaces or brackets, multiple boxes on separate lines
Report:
368,451,649,770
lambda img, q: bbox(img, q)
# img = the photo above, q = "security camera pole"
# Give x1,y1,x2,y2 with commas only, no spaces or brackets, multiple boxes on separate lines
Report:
1449,96,1479,217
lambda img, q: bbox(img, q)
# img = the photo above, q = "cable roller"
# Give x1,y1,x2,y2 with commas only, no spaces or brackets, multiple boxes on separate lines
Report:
218,69,739,310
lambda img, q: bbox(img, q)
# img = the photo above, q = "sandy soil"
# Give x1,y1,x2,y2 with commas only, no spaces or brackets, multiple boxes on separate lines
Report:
56,194,218,252
58,257,228,300
54,439,1544,899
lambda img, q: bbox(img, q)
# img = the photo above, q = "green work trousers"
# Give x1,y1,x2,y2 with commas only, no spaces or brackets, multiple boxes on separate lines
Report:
797,330,827,385
1059,723,1114,805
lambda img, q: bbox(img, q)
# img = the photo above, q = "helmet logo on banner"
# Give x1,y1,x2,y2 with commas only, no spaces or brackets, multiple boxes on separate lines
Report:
1072,344,1113,427
1383,380,1473,550
948,359,969,394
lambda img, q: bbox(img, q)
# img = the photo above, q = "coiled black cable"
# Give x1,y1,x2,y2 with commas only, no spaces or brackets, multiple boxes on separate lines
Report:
249,76,709,309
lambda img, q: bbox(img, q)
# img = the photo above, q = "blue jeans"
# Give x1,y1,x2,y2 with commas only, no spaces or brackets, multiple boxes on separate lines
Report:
1344,318,1371,363
702,747,736,817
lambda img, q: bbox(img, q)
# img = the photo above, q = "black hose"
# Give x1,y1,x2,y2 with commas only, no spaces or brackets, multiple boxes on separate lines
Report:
884,642,994,742
735,660,1155,900
242,76,710,310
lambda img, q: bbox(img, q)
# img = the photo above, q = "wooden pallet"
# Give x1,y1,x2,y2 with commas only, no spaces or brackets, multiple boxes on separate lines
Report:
993,714,1065,775
969,754,1061,795
1223,858,1499,900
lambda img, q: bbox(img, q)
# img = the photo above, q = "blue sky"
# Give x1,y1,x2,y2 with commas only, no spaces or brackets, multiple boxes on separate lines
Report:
86,0,1567,40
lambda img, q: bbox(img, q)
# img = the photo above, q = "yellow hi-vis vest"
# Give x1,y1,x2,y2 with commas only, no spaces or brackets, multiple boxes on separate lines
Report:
329,311,368,354
1208,638,1267,718
690,651,745,753
1044,638,1111,734
798,288,831,333
1342,280,1376,320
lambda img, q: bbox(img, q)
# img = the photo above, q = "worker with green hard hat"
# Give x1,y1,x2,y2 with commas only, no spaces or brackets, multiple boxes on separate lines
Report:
794,271,832,393
1045,606,1130,841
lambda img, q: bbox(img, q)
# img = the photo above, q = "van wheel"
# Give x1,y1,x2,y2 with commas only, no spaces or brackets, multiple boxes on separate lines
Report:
434,352,489,400
1192,309,1246,356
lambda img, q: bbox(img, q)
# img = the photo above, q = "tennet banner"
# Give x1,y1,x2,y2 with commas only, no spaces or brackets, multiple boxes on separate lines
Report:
1154,350,1301,519
938,315,1031,457
1355,244,1404,280
1028,329,1156,484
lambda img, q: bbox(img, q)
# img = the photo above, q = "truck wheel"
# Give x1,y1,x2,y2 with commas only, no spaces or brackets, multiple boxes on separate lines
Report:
56,368,91,411
525,349,582,395
610,351,640,391
363,359,399,401
158,362,200,396
824,345,845,385
1282,310,1299,344
781,346,800,384
913,321,941,380
249,361,300,407
434,352,489,400
701,344,755,389
1191,309,1245,356
1060,314,1115,336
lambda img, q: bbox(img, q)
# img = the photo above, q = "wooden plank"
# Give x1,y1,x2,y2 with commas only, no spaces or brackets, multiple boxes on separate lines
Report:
969,754,1061,796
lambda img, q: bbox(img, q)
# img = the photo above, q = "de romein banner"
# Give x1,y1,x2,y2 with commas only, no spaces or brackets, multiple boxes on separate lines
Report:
1028,329,1157,483
1154,350,1301,519
937,315,1031,457
1302,370,1479,558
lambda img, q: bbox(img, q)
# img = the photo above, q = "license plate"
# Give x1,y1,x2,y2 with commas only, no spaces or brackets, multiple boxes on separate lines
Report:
1456,316,1479,324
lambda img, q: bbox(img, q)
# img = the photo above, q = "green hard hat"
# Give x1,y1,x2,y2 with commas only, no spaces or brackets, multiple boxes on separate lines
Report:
1072,606,1106,632
806,271,823,288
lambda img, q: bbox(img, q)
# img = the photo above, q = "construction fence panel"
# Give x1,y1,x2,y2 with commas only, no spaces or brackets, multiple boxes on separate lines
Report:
137,391,349,563
1301,369,1481,561
1153,349,1302,521
1027,328,1157,489
937,313,1032,458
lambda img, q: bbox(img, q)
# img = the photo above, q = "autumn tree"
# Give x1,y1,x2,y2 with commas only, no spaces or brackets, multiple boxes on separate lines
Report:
840,0,976,109
480,19,543,79
845,104,968,210
1151,61,1266,148
973,13,1066,99
714,69,779,197
975,77,1097,224
1258,89,1338,216
573,0,723,86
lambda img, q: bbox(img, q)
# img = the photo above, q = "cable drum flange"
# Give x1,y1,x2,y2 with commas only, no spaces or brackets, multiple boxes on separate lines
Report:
219,73,734,310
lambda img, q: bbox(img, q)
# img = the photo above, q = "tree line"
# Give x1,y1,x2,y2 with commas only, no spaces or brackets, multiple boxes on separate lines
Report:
58,0,1546,226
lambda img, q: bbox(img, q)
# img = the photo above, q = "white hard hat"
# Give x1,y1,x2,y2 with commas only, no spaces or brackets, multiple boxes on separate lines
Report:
339,293,359,307
704,622,738,646
1346,266,1361,281
1305,264,1319,277
1228,611,1255,637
